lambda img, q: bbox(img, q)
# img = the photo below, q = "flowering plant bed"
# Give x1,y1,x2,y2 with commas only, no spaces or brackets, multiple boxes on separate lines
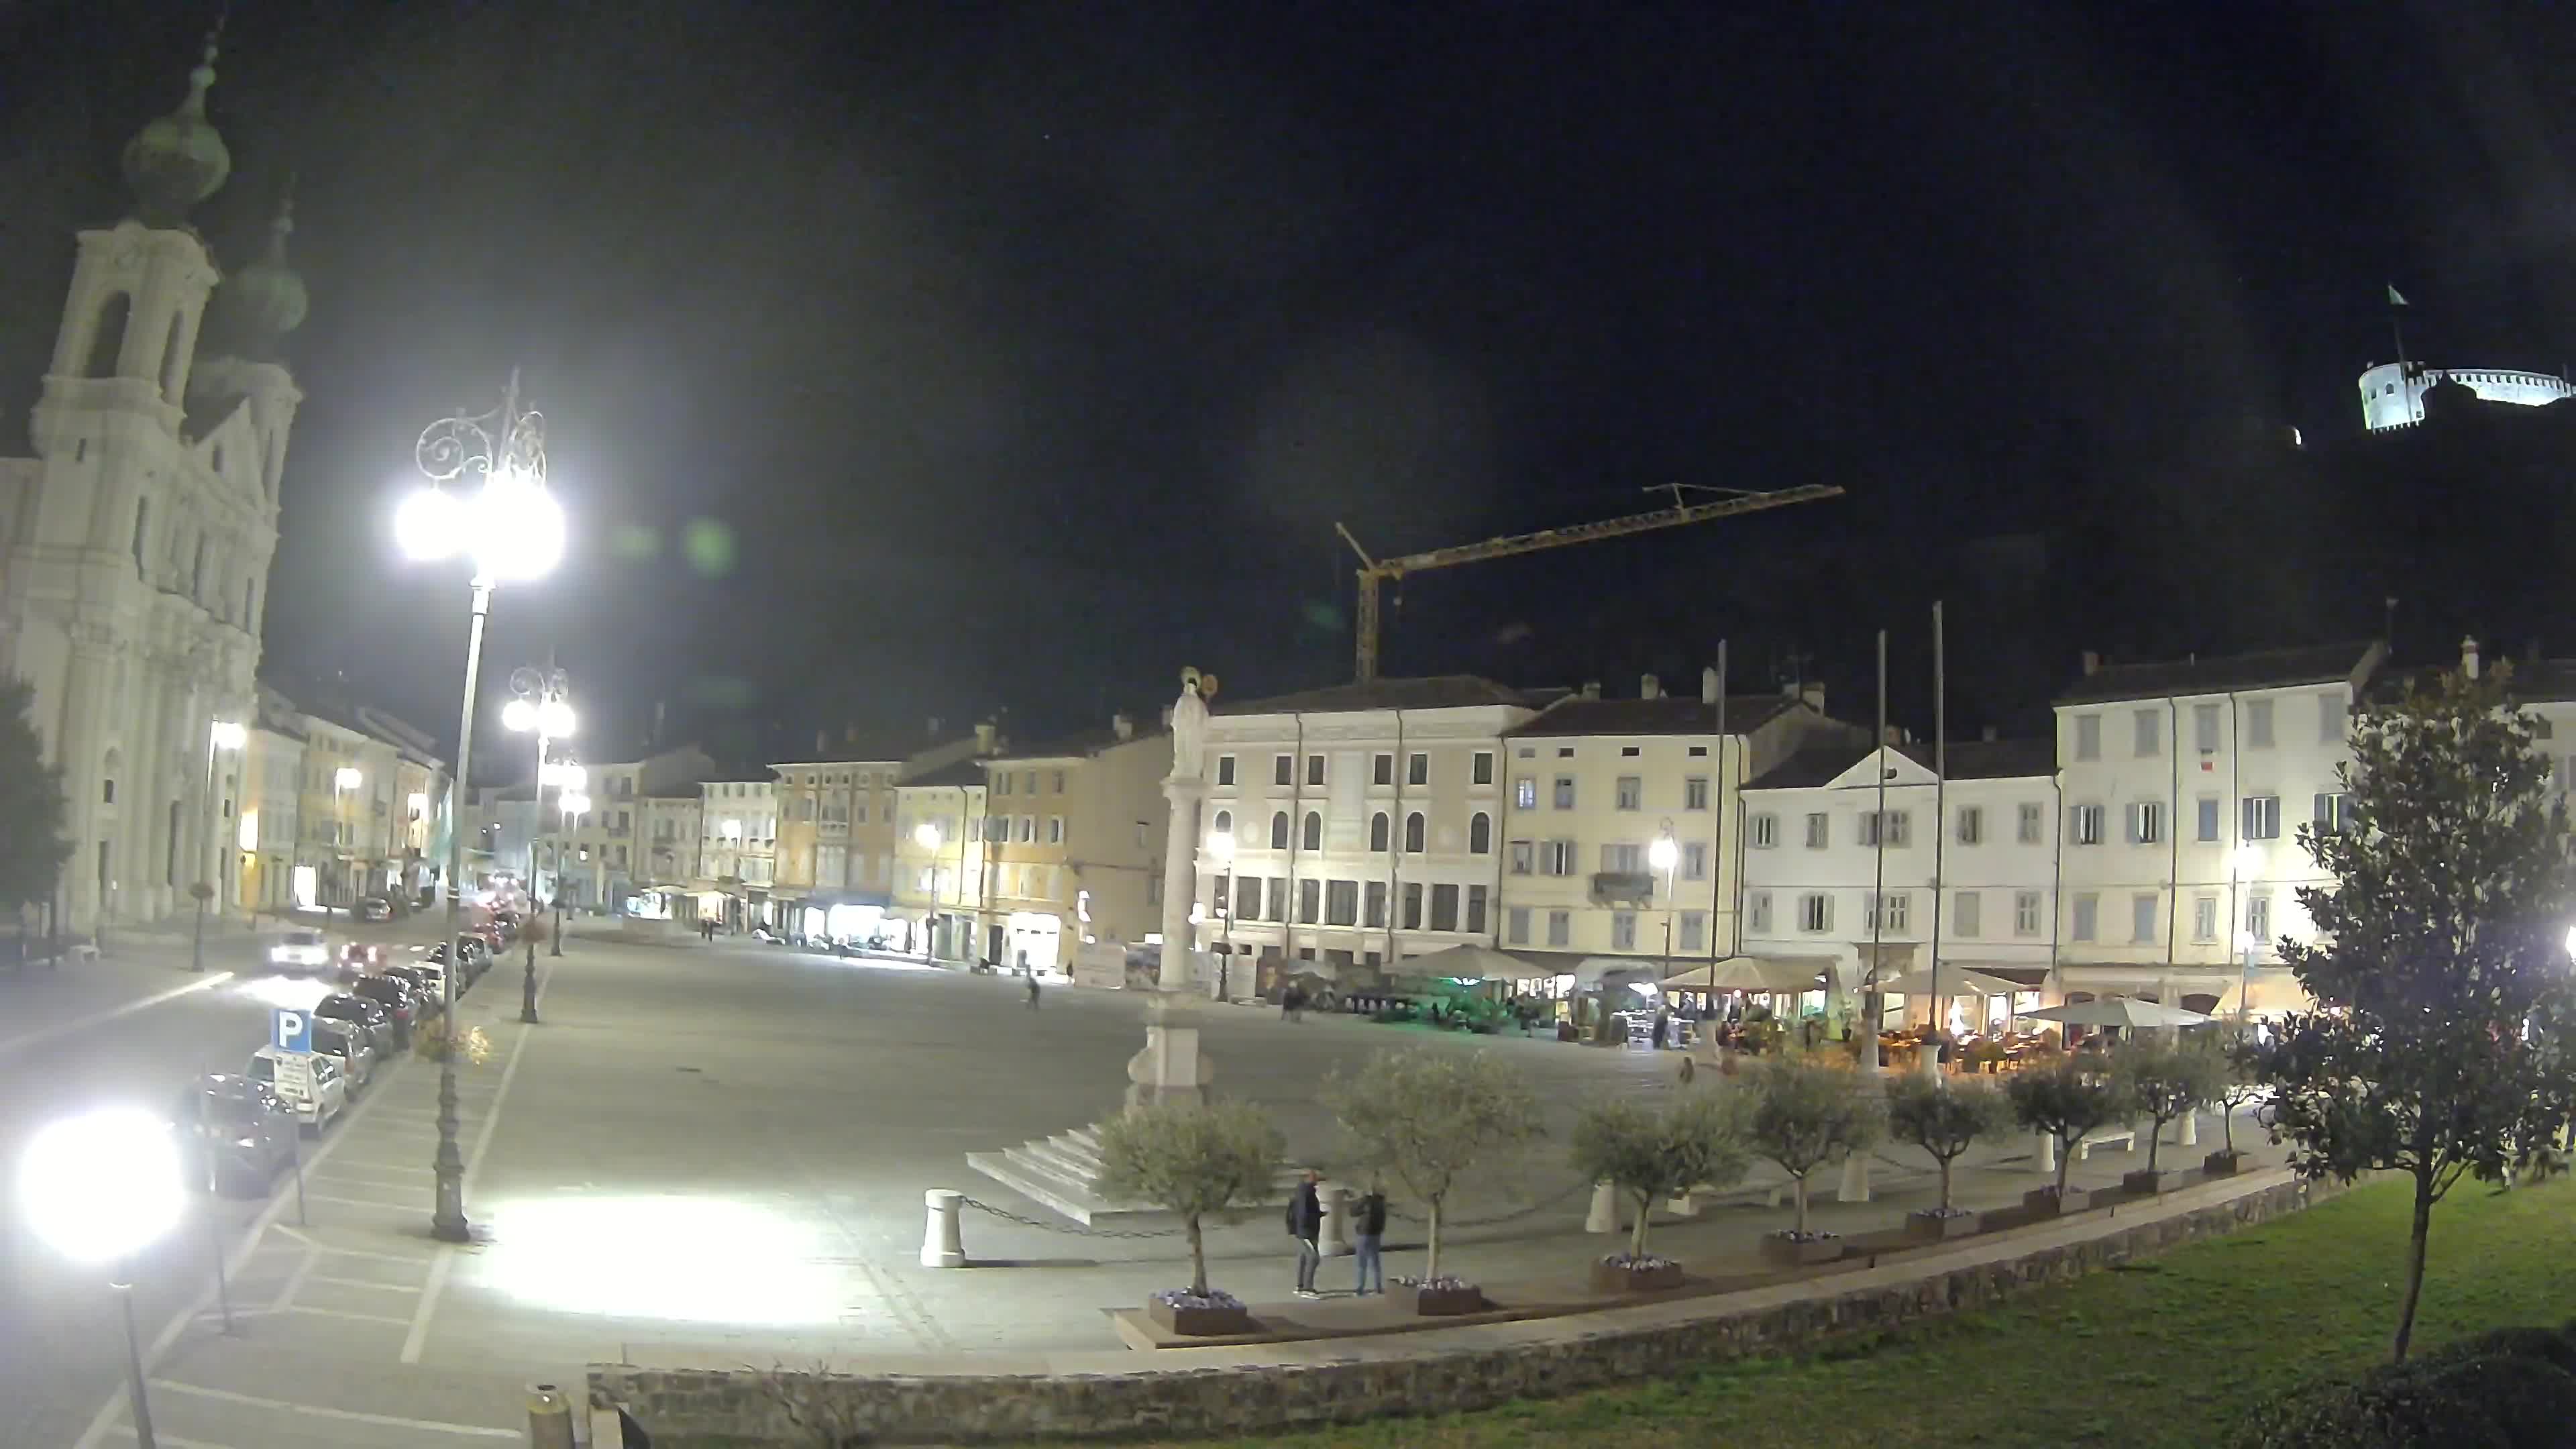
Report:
1391,1275,1486,1316
2024,1185,2095,1217
1761,1229,1845,1266
1145,1288,1252,1336
1904,1206,1984,1242
2203,1148,2246,1178
1588,1252,1683,1293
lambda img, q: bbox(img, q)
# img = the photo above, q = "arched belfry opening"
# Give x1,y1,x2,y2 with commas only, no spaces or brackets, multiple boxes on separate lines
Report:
87,294,130,378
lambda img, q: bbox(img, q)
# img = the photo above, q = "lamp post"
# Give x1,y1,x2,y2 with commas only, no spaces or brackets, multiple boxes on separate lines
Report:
556,787,590,954
398,372,566,1244
914,819,945,959
21,1106,187,1448
330,765,362,912
1649,820,1678,1040
193,720,247,971
1206,828,1236,1000
503,669,574,1022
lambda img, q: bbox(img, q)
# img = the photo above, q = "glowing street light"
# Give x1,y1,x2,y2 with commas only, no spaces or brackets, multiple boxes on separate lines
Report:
1650,821,1680,1032
333,765,362,790
1205,829,1237,998
195,719,249,972
507,665,576,991
22,1107,186,1448
403,370,564,1246
914,820,942,849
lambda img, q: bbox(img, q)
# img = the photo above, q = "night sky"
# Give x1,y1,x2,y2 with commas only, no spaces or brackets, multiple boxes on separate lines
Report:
4,1,2575,770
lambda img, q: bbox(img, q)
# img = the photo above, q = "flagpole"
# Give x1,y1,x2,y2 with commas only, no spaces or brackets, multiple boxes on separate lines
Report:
2387,284,2410,374
1928,600,1945,1069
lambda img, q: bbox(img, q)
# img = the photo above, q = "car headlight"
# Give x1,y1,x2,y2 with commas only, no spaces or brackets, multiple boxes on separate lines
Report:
233,1138,258,1148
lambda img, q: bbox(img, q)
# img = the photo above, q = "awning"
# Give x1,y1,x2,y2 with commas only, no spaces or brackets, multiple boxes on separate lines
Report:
1658,956,1827,992
1875,966,2029,999
1397,944,1535,981
1573,956,1665,989
2021,998,2214,1028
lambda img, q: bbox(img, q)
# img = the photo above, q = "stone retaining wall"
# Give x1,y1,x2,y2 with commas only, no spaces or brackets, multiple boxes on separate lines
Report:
591,1173,2325,1446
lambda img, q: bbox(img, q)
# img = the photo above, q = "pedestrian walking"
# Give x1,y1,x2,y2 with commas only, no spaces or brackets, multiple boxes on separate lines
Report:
1026,974,1041,1011
1352,1183,1387,1295
1285,1169,1324,1297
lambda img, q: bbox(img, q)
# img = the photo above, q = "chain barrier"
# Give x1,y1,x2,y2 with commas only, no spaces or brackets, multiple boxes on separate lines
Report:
955,1195,1187,1239
1384,1175,1593,1229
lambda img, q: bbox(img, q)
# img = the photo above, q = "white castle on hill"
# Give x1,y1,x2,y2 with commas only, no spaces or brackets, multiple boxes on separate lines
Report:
2359,360,2575,431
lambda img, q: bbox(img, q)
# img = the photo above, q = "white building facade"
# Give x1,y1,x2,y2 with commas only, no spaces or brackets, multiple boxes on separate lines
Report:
695,776,777,930
2051,641,2383,1015
0,44,303,932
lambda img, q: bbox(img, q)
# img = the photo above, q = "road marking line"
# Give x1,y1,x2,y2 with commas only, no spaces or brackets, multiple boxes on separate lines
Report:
0,971,235,1055
326,1160,435,1174
148,1381,520,1438
401,1014,531,1364
109,1428,239,1449
274,1226,434,1264
307,1193,415,1210
282,1304,413,1326
270,1242,318,1311
310,1274,423,1293
313,1171,436,1189
72,1044,422,1449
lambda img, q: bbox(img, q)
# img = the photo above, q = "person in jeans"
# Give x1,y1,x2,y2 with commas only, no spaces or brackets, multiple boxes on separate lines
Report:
1285,1169,1324,1298
1352,1183,1388,1295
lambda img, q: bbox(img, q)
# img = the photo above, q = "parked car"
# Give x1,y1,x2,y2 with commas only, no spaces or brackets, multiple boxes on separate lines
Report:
356,896,395,922
345,973,421,1040
267,928,331,975
246,1045,347,1132
423,941,481,986
315,992,400,1056
308,1018,379,1092
172,1075,299,1196
389,959,450,1002
333,941,390,983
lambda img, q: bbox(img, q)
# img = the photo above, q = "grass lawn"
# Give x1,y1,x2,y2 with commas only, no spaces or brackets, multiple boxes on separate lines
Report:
1089,1176,2576,1449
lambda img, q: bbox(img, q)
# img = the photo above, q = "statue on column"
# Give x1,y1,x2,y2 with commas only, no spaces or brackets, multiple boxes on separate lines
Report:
1169,667,1214,783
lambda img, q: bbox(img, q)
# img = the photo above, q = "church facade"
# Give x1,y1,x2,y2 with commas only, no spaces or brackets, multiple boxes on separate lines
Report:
0,34,305,932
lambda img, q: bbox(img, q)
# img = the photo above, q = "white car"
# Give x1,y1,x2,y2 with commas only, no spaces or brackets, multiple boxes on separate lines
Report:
246,1045,347,1132
268,928,331,975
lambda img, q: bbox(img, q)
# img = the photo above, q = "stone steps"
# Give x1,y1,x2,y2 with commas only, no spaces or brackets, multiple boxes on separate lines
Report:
969,1122,1301,1226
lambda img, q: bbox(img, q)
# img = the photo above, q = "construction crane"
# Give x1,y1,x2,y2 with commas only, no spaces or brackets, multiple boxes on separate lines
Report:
1334,482,1845,682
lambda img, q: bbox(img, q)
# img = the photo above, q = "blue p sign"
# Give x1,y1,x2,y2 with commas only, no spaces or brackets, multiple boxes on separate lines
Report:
271,1008,311,1054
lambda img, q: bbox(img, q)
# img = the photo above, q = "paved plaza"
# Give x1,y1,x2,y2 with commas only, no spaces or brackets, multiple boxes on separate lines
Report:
16,926,2288,1447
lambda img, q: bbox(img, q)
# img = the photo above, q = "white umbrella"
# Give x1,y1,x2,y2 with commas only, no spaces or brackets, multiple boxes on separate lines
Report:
1659,956,1825,992
2019,998,2213,1028
1397,944,1530,981
1875,967,2029,1000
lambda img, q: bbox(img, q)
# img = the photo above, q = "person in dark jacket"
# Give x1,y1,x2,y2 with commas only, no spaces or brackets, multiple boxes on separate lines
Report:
1285,1169,1324,1297
1352,1183,1388,1295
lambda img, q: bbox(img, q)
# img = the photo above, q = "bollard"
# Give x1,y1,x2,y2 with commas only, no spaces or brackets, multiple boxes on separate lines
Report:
2180,1110,2198,1148
1666,1189,1699,1218
1836,1148,1871,1203
920,1189,966,1268
1584,1181,1619,1234
525,1383,575,1449
2034,1127,2057,1177
1318,1184,1352,1258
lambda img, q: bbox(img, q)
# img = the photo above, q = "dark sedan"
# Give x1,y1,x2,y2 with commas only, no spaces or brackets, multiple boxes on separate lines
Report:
347,973,423,1040
172,1075,299,1196
315,991,400,1055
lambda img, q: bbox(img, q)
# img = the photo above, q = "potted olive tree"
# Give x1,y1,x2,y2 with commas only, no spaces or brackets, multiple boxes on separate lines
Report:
2114,1037,2222,1194
2203,1028,2265,1177
1324,1047,1541,1316
1748,1056,1884,1265
1570,1087,1748,1293
2006,1056,2130,1216
1097,1097,1285,1336
1886,1073,2013,1241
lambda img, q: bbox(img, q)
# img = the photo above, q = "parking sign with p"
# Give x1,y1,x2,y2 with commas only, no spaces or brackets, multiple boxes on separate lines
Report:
271,1007,311,1054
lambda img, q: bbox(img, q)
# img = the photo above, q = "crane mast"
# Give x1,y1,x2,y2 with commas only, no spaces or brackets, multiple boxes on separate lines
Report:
1336,482,1845,682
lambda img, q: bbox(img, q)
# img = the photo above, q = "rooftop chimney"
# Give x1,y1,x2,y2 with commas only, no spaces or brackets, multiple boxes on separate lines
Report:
1112,712,1135,741
1701,667,1719,705
2080,649,2102,676
1883,724,1904,745
927,716,943,739
1640,673,1661,700
1982,724,1998,743
975,720,996,753
815,729,827,753
2462,635,2481,680
1581,680,1601,700
1800,682,1827,713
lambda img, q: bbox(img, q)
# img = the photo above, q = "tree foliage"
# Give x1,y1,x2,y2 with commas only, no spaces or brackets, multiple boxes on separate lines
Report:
1097,1097,1285,1295
1569,1087,1750,1261
0,679,69,914
2006,1057,2130,1195
2251,664,2576,1362
1746,1056,1885,1234
1886,1074,2013,1212
1324,1046,1542,1279
2114,1037,2224,1175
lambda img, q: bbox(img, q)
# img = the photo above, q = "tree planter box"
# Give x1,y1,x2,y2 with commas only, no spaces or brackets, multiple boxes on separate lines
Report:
1589,1259,1684,1293
1761,1233,1843,1267
2123,1168,2182,1195
1905,1208,1983,1242
2203,1150,2246,1178
1391,1283,1485,1316
1145,1299,1252,1336
2023,1186,2094,1217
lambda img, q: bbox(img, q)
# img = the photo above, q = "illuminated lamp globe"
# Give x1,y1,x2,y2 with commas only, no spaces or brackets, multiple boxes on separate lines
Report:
913,822,942,849
395,486,468,562
209,720,248,750
470,474,566,582
560,791,592,816
501,698,537,733
1206,828,1235,863
334,766,362,790
2564,925,2576,963
20,1107,185,1264
537,698,575,737
1648,837,1678,871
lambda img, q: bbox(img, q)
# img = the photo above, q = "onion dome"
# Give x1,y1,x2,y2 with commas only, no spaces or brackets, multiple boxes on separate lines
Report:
209,184,308,358
121,28,231,228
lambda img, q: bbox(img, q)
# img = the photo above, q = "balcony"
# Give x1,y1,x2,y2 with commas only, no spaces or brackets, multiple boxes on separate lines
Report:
1589,871,1654,906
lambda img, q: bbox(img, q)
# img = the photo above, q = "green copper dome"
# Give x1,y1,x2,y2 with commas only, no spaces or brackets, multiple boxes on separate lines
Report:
211,189,308,357
121,32,230,228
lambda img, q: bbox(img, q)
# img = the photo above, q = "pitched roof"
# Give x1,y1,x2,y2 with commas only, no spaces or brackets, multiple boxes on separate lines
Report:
1747,738,2055,790
988,722,1165,762
2053,641,2381,705
1212,676,1544,716
1508,694,1800,739
900,757,988,788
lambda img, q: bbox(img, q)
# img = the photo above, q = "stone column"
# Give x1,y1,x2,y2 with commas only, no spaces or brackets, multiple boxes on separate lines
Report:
1128,672,1218,1110
1318,1184,1352,1258
58,637,111,930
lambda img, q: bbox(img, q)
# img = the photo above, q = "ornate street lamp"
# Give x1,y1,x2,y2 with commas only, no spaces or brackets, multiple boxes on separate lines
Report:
503,666,573,1020
398,371,564,1244
193,720,247,972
